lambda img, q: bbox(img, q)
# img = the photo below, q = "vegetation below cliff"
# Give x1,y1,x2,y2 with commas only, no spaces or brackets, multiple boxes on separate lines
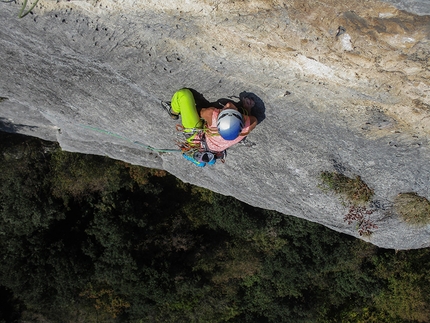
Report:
1,131,430,323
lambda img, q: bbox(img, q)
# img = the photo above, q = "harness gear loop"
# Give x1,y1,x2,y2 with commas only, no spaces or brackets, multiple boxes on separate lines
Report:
175,117,228,165
175,124,185,132
174,140,191,152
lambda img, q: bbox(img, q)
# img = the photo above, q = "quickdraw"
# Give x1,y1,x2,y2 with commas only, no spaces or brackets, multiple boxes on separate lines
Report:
175,123,227,165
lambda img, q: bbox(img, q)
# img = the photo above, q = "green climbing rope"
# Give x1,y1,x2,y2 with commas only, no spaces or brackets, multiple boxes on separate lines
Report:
18,0,40,18
79,124,182,154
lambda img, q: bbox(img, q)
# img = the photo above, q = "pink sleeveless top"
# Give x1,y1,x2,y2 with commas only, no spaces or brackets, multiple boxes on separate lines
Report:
203,109,251,152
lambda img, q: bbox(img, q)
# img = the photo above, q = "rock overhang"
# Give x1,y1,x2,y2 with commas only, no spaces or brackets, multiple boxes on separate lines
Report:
0,0,429,249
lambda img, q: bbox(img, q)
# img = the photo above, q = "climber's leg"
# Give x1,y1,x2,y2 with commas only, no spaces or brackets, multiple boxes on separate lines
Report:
171,88,203,129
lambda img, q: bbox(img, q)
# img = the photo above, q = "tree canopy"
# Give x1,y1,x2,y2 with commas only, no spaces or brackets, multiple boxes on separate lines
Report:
1,131,430,323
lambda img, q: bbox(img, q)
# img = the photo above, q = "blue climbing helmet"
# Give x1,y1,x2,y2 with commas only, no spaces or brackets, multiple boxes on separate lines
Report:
216,109,244,140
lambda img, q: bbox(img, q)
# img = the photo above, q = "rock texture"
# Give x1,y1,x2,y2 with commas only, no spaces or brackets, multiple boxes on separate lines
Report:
1,0,429,249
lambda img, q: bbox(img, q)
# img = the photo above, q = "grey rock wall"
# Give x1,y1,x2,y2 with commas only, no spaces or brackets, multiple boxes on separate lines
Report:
1,0,429,249
383,0,430,15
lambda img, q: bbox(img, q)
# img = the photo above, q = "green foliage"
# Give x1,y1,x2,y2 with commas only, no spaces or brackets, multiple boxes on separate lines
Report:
194,240,262,286
320,171,374,205
0,134,62,237
373,250,430,322
124,163,167,187
394,192,430,225
319,171,378,235
0,286,24,323
49,149,126,201
1,132,430,323
80,283,131,319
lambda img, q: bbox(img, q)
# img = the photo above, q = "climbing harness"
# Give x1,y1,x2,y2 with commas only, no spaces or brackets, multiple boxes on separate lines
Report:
174,123,227,167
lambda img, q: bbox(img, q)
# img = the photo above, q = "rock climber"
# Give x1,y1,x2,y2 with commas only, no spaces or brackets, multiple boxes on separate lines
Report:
162,88,259,166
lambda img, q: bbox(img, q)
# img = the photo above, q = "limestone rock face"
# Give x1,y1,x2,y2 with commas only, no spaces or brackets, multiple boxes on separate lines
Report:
1,0,429,249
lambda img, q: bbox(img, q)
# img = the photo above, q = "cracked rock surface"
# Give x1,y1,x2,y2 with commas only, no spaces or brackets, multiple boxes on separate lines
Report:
1,0,429,249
